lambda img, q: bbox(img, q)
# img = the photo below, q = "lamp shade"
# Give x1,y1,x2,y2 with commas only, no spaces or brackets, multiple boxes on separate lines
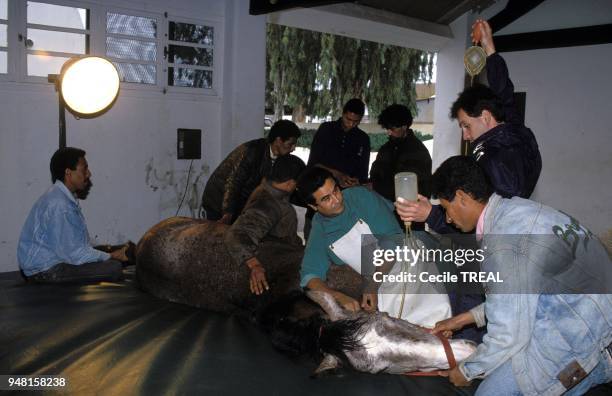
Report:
59,56,120,118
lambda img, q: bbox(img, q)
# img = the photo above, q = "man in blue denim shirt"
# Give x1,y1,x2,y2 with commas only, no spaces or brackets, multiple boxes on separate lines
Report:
426,156,612,395
18,147,128,283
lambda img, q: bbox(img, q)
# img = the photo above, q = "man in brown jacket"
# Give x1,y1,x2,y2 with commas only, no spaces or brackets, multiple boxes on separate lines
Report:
202,120,301,224
224,154,306,295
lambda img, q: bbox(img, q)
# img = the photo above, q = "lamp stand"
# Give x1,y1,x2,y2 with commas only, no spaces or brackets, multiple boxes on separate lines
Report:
48,74,67,149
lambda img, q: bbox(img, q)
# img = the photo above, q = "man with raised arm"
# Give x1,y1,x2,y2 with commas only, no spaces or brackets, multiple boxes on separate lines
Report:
396,19,541,233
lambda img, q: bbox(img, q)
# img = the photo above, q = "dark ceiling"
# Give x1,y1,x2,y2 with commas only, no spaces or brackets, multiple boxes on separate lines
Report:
250,0,496,25
354,0,495,25
250,0,612,52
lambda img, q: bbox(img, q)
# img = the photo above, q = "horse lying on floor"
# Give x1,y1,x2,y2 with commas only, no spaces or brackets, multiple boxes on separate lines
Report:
261,290,477,377
135,217,303,313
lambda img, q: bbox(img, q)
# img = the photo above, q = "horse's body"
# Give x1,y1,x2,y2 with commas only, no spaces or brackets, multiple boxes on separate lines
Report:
135,217,303,312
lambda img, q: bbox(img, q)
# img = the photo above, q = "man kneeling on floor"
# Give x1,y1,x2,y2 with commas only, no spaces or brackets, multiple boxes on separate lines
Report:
225,154,306,295
18,147,129,283
423,156,612,395
296,166,453,329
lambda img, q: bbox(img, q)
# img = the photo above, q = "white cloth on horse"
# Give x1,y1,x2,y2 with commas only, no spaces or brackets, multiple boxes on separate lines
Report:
329,219,451,328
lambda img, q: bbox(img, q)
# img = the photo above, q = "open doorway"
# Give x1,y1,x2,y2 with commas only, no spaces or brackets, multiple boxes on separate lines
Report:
264,23,436,172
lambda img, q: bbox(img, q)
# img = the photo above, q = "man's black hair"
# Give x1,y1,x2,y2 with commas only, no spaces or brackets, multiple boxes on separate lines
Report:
269,154,306,184
342,98,365,117
268,120,301,143
50,147,86,183
432,155,493,203
378,104,413,129
450,84,505,122
296,166,336,205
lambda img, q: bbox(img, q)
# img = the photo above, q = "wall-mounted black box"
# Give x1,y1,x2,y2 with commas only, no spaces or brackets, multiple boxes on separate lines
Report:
177,129,202,160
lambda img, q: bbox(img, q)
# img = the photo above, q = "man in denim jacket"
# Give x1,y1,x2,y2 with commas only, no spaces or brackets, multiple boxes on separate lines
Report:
427,156,612,395
18,147,129,283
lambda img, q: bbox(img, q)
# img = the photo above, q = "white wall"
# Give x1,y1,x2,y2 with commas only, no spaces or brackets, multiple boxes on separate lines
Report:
0,0,266,272
431,13,470,170
476,0,612,235
498,45,612,235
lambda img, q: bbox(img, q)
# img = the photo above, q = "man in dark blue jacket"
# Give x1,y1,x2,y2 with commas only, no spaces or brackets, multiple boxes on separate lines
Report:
396,20,541,233
395,20,542,343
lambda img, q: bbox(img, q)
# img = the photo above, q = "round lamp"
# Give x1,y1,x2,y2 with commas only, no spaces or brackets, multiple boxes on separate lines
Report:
59,56,120,118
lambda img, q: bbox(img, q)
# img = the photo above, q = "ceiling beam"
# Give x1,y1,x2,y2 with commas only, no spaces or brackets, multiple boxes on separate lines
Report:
267,3,453,52
488,0,546,33
436,0,495,25
249,0,348,15
495,24,612,52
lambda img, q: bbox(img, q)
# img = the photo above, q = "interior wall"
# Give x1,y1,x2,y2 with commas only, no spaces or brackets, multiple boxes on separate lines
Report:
498,45,612,235
431,13,470,171
0,0,266,272
477,0,612,235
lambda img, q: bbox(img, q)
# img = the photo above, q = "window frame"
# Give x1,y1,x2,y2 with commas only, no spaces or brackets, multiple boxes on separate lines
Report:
164,14,222,96
0,0,222,98
103,6,162,92
21,0,91,83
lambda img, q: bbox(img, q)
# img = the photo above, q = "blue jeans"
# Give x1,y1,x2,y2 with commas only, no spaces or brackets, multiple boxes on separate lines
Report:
475,348,612,396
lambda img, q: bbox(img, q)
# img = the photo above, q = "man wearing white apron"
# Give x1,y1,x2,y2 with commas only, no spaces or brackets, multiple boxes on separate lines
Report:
296,166,451,328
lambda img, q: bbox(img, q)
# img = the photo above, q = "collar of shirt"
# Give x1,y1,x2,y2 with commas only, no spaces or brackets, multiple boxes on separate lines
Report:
476,200,490,241
55,180,78,206
269,146,277,161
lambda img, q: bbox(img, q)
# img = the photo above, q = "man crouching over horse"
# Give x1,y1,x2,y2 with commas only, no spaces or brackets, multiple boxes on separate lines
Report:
295,166,453,329
135,155,306,312
225,154,306,295
413,156,612,395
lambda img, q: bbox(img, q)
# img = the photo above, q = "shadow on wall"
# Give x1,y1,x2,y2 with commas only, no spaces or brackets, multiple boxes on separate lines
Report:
145,154,209,218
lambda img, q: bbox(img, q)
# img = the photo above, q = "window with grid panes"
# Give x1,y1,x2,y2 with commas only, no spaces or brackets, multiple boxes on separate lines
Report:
26,1,89,77
0,0,7,74
166,20,214,90
106,12,157,85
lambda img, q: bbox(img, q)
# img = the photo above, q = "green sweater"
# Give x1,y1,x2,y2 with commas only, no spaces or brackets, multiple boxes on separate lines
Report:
300,186,402,287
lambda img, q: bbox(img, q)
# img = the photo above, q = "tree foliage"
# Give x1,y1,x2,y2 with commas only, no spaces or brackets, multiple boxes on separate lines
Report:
266,24,434,121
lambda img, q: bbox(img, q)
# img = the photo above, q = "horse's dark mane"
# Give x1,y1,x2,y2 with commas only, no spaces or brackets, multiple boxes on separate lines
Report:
259,291,326,358
260,292,368,363
269,315,325,357
318,317,368,358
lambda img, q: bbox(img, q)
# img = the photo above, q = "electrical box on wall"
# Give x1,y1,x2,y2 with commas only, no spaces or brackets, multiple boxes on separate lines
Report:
177,129,202,160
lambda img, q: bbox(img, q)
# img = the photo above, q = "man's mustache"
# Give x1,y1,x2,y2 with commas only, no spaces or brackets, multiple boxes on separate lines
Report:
76,179,92,200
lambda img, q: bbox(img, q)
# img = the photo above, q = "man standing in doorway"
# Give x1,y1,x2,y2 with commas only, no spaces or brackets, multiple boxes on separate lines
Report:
370,103,432,230
305,98,371,238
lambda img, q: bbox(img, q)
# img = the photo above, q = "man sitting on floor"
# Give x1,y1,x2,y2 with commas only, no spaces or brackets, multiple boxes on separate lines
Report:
426,156,611,395
225,154,306,295
18,147,128,283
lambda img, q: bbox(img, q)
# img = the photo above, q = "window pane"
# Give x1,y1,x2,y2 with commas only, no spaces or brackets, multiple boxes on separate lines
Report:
27,54,70,76
169,45,212,67
169,22,213,45
0,0,7,20
27,2,88,30
0,24,6,46
107,13,156,39
168,67,212,88
114,62,156,84
0,51,6,73
28,28,87,53
107,37,155,62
